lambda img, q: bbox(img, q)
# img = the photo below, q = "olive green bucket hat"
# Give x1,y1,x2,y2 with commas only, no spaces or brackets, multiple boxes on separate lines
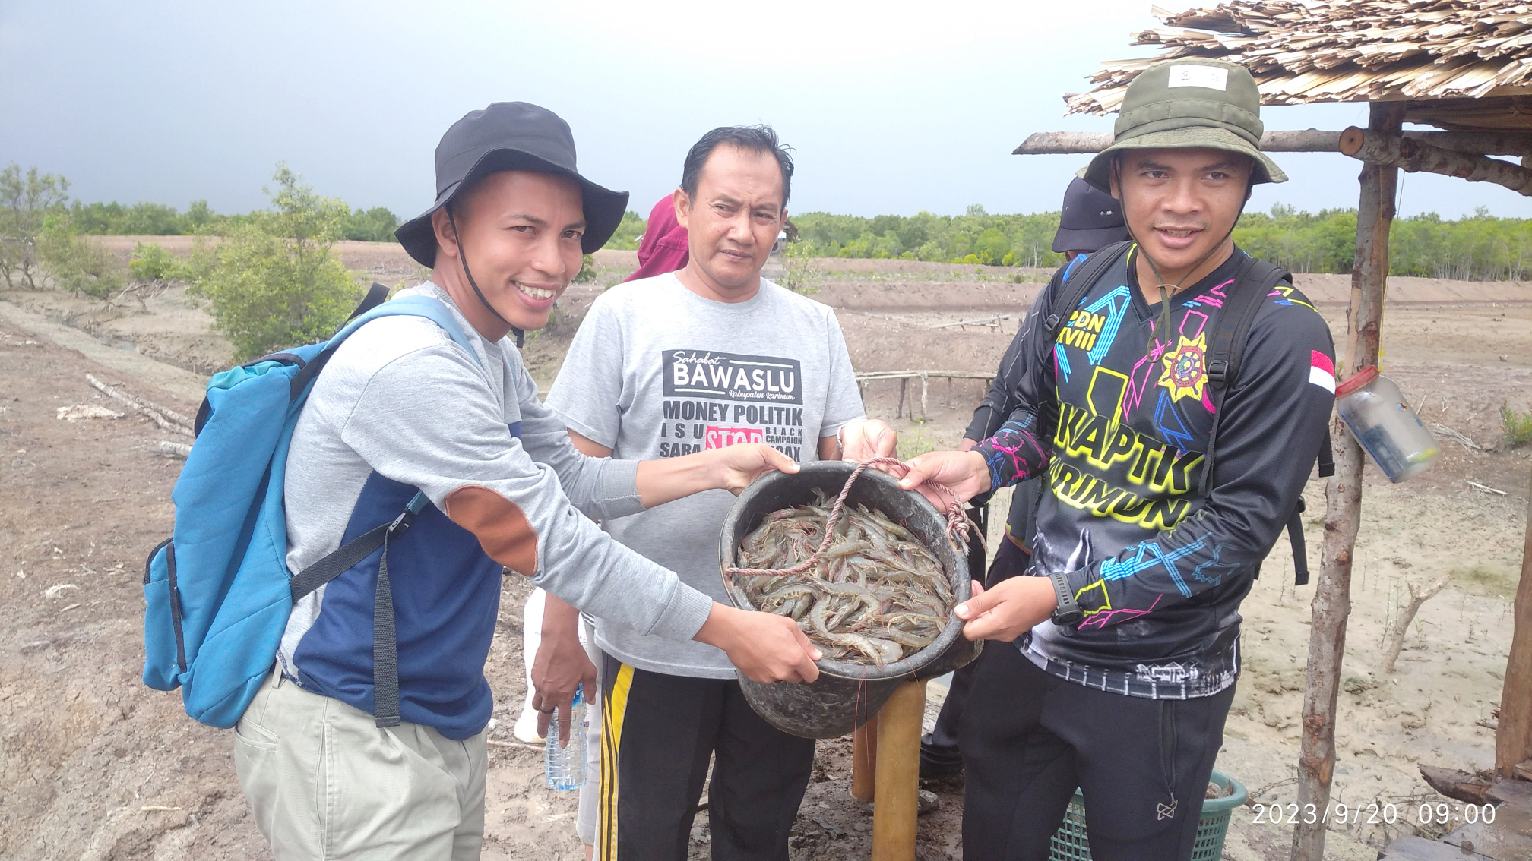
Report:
1083,59,1287,191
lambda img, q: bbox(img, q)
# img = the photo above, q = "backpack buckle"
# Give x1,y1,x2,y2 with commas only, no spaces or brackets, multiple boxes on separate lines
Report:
389,492,431,534
1207,357,1229,384
388,509,416,534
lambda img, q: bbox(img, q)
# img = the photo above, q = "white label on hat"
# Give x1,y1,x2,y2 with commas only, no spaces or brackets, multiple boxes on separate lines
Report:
1167,65,1229,90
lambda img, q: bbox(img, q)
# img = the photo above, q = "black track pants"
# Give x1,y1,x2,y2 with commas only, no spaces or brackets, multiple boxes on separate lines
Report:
928,537,1032,752
597,655,813,861
960,644,1235,861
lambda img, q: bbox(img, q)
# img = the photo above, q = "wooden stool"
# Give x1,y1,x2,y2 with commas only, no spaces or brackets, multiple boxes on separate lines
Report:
850,679,925,860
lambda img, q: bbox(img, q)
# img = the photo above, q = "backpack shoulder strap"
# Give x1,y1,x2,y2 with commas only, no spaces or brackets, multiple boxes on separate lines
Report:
289,492,432,601
1199,255,1284,497
337,292,478,355
1198,258,1330,586
1315,427,1335,479
1043,240,1133,346
353,282,390,319
287,291,480,401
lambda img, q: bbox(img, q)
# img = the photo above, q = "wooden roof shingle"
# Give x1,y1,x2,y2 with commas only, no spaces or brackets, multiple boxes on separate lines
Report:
1068,0,1532,130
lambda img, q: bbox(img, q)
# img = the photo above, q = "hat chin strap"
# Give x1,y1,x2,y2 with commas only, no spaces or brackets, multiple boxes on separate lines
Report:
447,208,525,348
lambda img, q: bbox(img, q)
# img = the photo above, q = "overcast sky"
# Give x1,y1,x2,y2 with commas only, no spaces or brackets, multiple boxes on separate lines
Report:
4,0,1529,222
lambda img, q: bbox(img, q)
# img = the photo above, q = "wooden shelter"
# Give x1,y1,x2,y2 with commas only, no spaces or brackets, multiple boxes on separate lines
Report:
1012,2,1532,859
1028,0,1532,196
1064,1,1532,129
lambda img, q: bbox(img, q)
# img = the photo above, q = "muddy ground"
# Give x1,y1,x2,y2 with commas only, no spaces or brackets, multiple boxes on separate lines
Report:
0,240,1529,859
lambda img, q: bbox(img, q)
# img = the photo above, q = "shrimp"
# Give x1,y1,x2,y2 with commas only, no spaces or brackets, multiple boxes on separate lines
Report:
736,490,952,665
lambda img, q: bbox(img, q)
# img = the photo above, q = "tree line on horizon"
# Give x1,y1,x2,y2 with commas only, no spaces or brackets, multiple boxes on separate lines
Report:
788,204,1532,281
63,198,650,250
21,170,1532,282
6,161,1532,447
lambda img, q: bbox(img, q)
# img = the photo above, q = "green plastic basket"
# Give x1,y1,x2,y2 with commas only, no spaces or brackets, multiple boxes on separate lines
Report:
1048,769,1246,861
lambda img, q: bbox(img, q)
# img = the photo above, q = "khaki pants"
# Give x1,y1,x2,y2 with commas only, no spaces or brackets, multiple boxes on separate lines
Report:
234,669,487,860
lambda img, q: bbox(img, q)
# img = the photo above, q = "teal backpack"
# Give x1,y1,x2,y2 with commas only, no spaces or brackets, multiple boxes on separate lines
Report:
143,286,477,728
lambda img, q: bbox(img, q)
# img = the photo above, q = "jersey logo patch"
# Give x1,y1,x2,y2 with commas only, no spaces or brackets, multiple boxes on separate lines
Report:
1158,332,1209,403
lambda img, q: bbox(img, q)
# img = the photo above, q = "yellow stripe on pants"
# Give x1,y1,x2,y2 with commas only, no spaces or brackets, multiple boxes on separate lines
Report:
599,662,634,861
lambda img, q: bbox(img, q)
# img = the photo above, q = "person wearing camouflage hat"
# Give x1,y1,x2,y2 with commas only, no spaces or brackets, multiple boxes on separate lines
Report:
1086,58,1289,347
898,59,1336,859
1083,59,1287,190
917,176,1130,786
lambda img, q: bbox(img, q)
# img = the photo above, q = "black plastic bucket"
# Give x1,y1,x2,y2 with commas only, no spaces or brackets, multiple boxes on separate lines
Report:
719,461,973,739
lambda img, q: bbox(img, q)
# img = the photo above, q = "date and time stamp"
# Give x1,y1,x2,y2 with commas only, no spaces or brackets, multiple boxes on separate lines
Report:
1249,799,1498,828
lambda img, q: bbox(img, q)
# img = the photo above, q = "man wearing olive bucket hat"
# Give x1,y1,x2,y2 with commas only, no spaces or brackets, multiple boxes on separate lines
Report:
899,61,1336,858
233,102,821,859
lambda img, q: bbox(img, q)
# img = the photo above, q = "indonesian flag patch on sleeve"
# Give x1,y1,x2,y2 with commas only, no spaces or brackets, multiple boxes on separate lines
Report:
1309,351,1336,393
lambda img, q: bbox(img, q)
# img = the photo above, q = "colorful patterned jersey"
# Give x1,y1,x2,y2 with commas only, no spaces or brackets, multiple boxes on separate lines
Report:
975,246,1335,698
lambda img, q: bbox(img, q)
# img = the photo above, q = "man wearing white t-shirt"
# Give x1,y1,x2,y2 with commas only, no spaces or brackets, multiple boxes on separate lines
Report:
541,125,893,860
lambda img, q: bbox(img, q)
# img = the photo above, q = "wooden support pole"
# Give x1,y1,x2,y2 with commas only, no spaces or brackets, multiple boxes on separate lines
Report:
1411,130,1532,157
1339,127,1532,196
1014,129,1343,154
1292,101,1404,861
871,681,924,861
1014,129,1532,157
1497,466,1532,778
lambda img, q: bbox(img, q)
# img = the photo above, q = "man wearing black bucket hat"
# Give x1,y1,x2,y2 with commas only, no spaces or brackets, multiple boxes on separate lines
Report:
234,103,823,859
899,60,1336,859
918,176,1129,784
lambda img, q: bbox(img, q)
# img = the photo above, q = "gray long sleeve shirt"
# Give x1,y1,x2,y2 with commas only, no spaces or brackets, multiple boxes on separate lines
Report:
277,282,713,738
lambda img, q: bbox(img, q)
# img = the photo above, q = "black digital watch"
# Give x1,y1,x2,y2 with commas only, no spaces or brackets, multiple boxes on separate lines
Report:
1047,570,1084,626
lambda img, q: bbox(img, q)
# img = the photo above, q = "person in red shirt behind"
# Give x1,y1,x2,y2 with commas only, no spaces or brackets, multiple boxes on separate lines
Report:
625,194,689,282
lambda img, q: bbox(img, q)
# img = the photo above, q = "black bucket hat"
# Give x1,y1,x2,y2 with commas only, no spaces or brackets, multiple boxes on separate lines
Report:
395,102,629,268
1052,177,1128,253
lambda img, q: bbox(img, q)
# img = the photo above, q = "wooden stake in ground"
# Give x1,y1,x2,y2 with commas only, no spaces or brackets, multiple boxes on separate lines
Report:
1293,101,1403,861
1379,573,1452,674
1497,466,1532,778
871,680,923,860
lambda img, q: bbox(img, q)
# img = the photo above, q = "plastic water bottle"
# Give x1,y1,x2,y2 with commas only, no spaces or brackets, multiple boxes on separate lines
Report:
1336,367,1439,483
544,683,586,791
